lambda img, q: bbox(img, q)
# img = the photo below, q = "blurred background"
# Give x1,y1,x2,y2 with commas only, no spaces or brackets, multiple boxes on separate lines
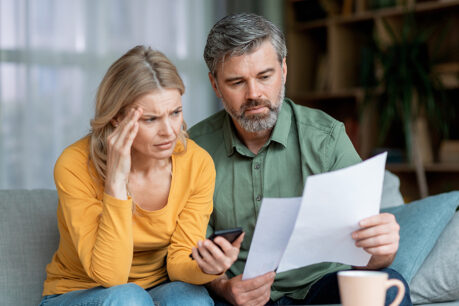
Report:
1,0,458,201
0,0,283,190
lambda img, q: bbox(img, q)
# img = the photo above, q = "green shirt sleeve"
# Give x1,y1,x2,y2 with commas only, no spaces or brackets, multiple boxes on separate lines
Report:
327,121,362,171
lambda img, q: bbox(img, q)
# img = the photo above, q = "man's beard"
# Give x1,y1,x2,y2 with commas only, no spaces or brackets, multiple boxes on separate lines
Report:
220,84,285,133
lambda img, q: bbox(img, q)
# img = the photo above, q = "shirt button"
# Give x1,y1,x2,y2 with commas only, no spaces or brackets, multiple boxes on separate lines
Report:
254,163,260,169
256,195,262,201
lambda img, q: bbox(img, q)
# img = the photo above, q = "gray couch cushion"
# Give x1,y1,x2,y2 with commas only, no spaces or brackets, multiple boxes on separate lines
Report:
0,189,59,306
411,211,459,304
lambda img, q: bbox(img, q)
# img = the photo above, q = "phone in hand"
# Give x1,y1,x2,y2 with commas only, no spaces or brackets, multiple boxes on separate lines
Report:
189,227,244,259
209,227,244,244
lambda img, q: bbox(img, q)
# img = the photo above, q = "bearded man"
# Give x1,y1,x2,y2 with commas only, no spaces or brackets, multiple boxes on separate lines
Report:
189,13,411,306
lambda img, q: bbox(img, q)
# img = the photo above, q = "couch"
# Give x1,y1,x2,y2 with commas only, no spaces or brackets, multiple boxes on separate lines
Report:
1,189,458,306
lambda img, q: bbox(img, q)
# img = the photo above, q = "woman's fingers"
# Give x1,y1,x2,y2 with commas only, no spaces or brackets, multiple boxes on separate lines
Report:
193,242,225,275
194,237,243,275
111,108,142,151
104,108,142,198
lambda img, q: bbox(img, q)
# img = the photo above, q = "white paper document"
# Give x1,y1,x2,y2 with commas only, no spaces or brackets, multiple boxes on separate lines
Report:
242,152,387,280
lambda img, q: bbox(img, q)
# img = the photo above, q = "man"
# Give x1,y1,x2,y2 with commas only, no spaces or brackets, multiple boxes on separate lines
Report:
189,13,411,306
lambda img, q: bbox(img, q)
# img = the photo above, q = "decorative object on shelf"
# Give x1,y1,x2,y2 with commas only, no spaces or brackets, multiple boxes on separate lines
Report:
433,62,459,89
362,12,454,198
439,140,459,164
319,0,342,16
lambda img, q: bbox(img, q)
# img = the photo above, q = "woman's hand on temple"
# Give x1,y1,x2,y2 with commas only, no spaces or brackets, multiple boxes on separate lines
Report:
104,108,143,199
192,233,244,275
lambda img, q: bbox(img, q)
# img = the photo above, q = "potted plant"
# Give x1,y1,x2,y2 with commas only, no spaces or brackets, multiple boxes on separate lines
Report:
362,13,453,197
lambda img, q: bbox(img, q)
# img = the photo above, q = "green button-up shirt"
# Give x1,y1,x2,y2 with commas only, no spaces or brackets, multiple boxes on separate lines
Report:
189,98,361,301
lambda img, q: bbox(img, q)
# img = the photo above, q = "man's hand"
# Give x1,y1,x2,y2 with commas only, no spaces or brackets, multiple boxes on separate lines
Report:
207,272,275,306
352,213,400,269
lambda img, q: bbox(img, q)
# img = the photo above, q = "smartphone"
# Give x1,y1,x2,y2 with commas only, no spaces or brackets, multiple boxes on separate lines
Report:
209,227,244,243
189,227,244,259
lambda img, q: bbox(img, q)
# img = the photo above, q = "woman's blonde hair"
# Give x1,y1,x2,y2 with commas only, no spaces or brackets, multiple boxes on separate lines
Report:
89,45,187,182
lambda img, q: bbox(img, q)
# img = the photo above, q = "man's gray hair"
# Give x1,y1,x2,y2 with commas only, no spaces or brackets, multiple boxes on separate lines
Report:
204,13,287,76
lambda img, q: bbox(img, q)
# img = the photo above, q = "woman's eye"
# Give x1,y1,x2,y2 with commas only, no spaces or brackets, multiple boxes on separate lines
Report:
144,117,157,122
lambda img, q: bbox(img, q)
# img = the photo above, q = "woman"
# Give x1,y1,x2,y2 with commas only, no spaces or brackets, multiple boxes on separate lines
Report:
40,46,243,306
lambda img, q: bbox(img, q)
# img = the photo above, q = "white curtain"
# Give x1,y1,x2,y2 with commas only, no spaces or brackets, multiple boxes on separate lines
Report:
0,0,220,189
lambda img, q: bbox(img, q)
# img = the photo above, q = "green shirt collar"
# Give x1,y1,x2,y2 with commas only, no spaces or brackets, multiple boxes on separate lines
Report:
222,100,292,157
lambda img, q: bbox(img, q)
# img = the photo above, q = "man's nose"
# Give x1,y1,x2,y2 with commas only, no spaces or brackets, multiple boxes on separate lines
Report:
246,79,261,100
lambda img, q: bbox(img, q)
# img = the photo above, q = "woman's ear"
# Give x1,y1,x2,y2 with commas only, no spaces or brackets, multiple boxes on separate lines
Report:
110,118,119,128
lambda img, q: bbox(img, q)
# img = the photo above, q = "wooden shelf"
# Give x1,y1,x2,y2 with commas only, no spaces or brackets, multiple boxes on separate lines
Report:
292,0,459,28
387,163,459,173
290,88,364,102
285,0,459,200
294,19,328,31
433,62,459,73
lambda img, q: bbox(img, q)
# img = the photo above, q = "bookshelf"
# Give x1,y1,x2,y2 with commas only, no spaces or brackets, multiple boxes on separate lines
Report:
285,0,459,201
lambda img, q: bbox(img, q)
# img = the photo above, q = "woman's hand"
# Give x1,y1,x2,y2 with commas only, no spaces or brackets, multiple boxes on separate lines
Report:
104,108,143,199
192,233,245,275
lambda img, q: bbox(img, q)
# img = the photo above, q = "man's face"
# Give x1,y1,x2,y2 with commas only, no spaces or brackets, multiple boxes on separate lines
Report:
209,40,287,133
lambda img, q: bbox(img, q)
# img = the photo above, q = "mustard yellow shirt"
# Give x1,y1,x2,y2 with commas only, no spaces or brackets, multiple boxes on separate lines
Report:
43,136,218,295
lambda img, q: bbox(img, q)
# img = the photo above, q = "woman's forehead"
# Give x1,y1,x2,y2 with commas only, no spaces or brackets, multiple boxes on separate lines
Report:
131,89,182,112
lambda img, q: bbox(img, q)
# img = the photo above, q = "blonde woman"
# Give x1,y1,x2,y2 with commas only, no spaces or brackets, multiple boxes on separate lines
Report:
40,46,243,306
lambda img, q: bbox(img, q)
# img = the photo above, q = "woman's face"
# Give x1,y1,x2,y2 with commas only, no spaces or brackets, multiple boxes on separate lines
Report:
128,88,183,161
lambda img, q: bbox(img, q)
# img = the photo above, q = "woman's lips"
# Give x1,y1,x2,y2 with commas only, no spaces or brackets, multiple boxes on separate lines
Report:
155,140,174,150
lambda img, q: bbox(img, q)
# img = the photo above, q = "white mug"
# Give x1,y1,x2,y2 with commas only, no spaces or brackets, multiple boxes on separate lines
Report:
338,271,405,306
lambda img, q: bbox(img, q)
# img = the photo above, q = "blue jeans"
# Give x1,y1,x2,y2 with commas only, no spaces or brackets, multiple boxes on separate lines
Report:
40,281,214,306
214,268,412,306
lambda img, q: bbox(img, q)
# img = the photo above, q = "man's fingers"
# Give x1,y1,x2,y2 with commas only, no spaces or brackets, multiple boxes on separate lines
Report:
245,271,276,290
352,223,398,240
250,286,272,306
359,213,396,227
364,243,399,256
242,277,274,304
355,233,399,248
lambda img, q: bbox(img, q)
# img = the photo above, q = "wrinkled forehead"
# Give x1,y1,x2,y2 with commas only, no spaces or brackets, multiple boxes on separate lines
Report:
127,89,182,113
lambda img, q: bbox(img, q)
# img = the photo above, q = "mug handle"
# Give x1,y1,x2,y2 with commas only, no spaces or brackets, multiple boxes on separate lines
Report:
385,279,405,306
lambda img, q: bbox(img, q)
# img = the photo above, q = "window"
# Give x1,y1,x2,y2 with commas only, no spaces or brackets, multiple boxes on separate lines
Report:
0,0,218,188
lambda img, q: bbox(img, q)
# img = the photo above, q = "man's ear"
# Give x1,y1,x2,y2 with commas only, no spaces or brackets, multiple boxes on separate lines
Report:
282,57,287,84
208,72,222,98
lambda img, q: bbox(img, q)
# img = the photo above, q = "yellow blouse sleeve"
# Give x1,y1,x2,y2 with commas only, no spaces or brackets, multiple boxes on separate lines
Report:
166,149,220,284
54,146,134,287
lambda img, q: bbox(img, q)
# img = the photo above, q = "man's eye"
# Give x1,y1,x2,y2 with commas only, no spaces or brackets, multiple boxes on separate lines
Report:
260,75,270,80
232,81,243,86
172,109,182,116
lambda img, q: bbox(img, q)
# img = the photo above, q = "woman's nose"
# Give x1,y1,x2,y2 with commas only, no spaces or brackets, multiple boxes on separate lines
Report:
159,118,173,136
